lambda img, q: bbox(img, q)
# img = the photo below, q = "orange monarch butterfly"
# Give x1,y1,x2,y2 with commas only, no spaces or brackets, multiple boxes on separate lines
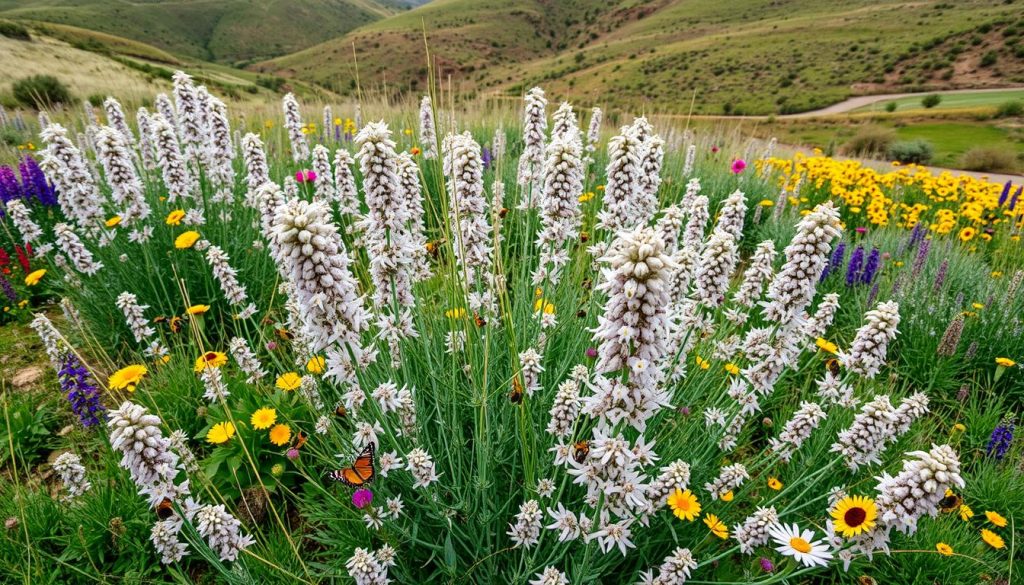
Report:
328,443,376,487
156,497,174,520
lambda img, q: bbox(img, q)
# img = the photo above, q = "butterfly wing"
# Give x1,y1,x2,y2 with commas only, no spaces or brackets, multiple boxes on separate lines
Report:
328,443,376,487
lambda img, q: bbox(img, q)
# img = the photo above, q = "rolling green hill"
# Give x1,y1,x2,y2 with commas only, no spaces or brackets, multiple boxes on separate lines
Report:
0,0,402,65
257,0,1024,115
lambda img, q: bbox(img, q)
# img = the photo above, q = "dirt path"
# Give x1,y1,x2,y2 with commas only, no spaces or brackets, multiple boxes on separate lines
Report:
782,86,1024,118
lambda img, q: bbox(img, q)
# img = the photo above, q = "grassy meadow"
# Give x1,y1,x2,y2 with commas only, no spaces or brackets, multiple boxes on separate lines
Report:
0,68,1020,585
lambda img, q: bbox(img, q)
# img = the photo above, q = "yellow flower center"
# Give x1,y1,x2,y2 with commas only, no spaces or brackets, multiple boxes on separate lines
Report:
789,537,812,554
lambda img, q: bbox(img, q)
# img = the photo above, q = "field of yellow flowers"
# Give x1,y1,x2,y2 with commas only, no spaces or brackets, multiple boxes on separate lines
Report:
0,76,1020,584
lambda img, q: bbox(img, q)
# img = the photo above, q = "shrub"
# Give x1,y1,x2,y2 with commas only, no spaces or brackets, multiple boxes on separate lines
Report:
87,93,105,107
959,146,1018,173
0,19,30,41
842,125,896,156
980,51,998,67
887,139,934,164
995,100,1023,117
921,94,942,108
11,75,72,108
885,101,898,112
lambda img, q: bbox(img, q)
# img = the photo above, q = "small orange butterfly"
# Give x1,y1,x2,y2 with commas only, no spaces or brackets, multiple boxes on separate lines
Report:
328,443,376,487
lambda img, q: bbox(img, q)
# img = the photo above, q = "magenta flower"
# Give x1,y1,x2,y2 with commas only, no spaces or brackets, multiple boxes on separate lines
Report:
711,145,720,153
352,488,373,509
295,170,316,183
731,159,747,174
265,341,278,351
759,557,774,573
585,347,598,359
855,226,867,235
286,448,300,460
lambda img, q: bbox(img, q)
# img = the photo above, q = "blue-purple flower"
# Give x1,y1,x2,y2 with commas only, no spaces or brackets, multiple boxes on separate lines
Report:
846,246,864,286
861,247,880,284
58,352,105,427
986,416,1015,460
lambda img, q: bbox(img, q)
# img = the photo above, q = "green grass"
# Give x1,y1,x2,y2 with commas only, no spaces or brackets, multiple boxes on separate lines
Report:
893,122,1024,167
261,0,1024,115
852,89,1024,113
0,0,394,64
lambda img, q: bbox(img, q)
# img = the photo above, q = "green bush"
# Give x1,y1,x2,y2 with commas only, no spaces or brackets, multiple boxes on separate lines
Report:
885,101,898,112
921,94,942,108
980,50,998,67
887,139,934,164
842,125,896,156
0,19,30,41
995,100,1023,117
959,146,1018,173
11,75,72,108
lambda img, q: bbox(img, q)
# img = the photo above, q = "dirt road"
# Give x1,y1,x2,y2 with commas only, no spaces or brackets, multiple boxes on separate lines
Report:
782,86,1024,118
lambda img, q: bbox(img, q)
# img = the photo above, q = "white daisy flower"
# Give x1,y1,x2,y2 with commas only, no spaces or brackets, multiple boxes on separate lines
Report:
767,522,833,568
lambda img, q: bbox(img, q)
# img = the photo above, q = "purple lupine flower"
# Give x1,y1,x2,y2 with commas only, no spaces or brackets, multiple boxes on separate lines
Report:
912,239,931,278
0,166,19,205
933,259,948,292
846,246,864,286
19,156,56,206
891,274,904,296
998,181,1012,207
861,247,881,284
0,273,15,303
986,416,1015,460
482,146,493,170
909,222,925,250
1010,186,1023,212
352,488,373,509
759,557,775,573
867,281,880,305
58,352,105,427
821,242,846,282
334,124,341,143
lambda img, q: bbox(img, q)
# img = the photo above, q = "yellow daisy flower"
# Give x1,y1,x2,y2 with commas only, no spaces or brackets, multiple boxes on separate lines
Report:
24,269,46,286
105,215,122,228
306,355,326,374
703,514,728,539
194,351,228,372
207,421,236,444
985,510,1007,528
186,304,210,315
250,408,277,430
981,529,1005,549
174,231,200,249
276,372,302,391
767,477,783,490
830,495,878,538
667,489,701,522
165,209,185,225
935,542,953,556
108,364,148,391
269,423,291,446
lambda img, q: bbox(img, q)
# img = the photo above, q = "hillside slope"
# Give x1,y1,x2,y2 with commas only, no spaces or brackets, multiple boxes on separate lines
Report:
258,0,1024,114
0,0,398,64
